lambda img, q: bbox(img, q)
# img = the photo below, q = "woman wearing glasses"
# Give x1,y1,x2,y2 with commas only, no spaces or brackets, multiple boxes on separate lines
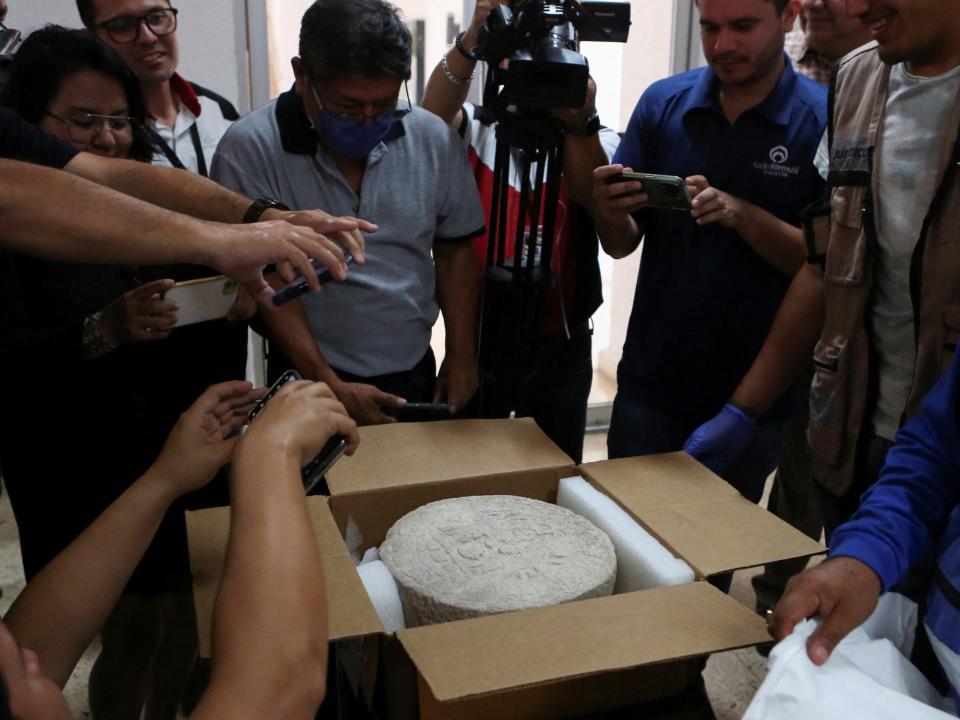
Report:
0,25,249,720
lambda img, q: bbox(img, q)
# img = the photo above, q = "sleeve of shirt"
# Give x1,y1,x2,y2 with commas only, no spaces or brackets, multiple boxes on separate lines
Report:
830,353,960,591
597,126,621,164
435,123,486,243
0,107,79,169
210,121,282,200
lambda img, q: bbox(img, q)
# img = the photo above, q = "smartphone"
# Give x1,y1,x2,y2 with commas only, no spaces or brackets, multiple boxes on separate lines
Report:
246,369,347,493
165,276,239,327
272,252,354,307
390,401,453,421
607,171,693,211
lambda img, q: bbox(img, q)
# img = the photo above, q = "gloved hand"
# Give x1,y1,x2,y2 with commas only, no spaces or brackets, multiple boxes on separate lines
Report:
682,403,757,476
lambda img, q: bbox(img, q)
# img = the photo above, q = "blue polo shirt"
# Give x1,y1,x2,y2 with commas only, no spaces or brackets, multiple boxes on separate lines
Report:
613,57,826,424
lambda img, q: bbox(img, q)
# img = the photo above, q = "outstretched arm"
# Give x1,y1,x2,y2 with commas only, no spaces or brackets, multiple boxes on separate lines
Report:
3,381,259,686
0,160,345,302
66,152,373,264
193,382,360,720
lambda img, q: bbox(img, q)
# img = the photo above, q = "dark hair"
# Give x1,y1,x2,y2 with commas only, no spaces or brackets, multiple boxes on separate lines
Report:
299,0,412,85
76,0,173,29
0,25,154,162
696,0,790,13
76,0,96,28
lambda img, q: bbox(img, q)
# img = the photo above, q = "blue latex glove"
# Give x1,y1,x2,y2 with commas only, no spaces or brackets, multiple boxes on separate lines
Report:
682,403,757,476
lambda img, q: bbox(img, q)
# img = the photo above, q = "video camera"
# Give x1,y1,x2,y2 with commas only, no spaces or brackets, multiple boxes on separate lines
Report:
476,0,630,110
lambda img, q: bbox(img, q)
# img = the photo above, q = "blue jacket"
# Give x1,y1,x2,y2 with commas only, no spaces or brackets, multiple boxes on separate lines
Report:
832,352,960,707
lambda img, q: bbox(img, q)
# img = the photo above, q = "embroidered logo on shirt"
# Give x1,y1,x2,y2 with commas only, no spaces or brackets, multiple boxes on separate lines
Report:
754,145,800,178
769,145,790,164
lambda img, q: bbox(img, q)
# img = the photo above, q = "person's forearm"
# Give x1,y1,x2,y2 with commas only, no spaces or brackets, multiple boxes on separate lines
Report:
734,203,806,276
596,212,643,259
563,135,612,208
730,263,825,414
255,285,341,387
4,469,177,686
0,160,220,265
422,28,480,126
435,242,480,361
67,153,251,224
197,441,327,719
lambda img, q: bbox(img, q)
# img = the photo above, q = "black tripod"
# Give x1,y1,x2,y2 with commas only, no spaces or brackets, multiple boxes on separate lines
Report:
477,78,567,418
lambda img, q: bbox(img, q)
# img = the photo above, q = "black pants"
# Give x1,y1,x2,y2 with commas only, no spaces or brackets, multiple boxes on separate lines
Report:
477,327,593,463
817,433,893,544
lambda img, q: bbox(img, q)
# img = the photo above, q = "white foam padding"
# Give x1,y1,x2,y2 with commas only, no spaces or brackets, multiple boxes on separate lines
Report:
556,476,695,592
344,516,364,565
359,546,380,565
356,560,405,633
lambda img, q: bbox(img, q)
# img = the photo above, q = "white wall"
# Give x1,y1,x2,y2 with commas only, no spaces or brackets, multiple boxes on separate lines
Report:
9,0,251,111
594,0,680,385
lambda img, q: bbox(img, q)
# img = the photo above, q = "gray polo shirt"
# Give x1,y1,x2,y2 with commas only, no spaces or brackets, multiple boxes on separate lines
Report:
211,88,485,377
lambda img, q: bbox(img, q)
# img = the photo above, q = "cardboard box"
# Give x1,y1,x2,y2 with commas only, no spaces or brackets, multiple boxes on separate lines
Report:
187,418,824,719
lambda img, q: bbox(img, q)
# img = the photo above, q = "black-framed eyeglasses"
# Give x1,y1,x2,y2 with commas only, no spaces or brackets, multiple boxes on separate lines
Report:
0,22,21,56
97,7,178,44
44,111,136,145
310,81,413,125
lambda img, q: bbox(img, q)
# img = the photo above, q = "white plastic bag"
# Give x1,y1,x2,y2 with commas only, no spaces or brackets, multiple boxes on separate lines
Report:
744,593,957,719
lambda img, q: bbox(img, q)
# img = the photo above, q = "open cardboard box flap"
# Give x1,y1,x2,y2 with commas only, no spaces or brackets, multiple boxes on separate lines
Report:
580,453,825,578
186,497,382,657
397,582,770,704
325,418,575,495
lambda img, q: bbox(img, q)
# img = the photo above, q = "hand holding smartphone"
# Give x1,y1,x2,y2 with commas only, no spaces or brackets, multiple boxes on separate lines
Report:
606,171,693,211
272,252,354,306
247,370,348,493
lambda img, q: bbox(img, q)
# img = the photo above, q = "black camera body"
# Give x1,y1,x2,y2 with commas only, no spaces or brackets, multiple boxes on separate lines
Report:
477,0,630,110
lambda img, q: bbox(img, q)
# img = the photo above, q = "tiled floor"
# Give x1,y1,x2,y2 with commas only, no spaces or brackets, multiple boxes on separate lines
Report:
0,432,792,719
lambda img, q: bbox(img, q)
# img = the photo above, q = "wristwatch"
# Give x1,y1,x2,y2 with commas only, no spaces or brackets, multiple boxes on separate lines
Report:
243,196,290,224
565,111,600,138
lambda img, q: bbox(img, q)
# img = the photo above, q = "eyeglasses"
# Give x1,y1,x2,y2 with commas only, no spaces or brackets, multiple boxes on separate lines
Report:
44,111,135,145
96,7,178,44
311,81,413,124
0,22,21,56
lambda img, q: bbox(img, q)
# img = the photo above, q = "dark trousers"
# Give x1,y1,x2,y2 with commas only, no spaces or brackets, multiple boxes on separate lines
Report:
332,347,437,409
476,327,593,464
268,345,438,420
818,432,893,544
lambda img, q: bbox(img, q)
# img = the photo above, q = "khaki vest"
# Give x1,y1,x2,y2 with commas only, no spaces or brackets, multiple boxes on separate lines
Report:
807,44,960,496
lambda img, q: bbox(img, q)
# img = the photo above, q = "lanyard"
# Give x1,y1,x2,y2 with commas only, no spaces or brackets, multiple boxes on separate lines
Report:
146,121,208,177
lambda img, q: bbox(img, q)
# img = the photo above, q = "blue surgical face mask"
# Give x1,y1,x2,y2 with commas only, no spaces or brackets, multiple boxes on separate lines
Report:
310,84,410,159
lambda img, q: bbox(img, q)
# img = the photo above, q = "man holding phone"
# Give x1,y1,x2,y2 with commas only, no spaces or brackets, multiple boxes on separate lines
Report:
592,0,826,513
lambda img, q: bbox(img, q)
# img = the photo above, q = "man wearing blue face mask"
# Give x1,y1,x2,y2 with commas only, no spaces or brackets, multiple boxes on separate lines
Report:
213,0,486,426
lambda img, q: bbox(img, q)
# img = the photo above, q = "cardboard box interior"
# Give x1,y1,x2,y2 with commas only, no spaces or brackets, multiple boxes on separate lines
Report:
187,418,824,718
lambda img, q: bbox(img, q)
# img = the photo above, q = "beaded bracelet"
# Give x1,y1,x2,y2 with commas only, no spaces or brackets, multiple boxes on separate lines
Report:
441,52,476,86
454,31,479,62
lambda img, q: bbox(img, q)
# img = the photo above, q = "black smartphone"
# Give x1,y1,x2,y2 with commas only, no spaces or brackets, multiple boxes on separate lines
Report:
607,171,693,211
247,369,347,493
389,402,453,421
272,252,354,306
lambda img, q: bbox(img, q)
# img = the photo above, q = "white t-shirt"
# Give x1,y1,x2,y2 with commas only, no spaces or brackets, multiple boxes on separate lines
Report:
871,62,960,440
815,62,960,440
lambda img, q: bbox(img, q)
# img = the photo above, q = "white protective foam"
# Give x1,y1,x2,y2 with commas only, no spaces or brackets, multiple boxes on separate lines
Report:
359,546,380,565
556,476,695,592
356,560,406,633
